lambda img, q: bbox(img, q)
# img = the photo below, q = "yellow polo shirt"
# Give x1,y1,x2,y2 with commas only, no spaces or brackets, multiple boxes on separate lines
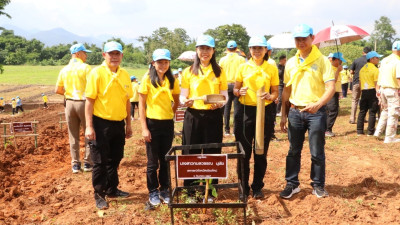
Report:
56,58,91,100
130,82,140,102
219,53,246,83
332,66,342,92
43,96,48,103
378,53,400,89
181,64,228,110
340,70,351,84
360,62,379,90
85,61,133,121
0,99,4,106
284,49,335,106
139,74,180,120
236,58,279,106
11,100,16,108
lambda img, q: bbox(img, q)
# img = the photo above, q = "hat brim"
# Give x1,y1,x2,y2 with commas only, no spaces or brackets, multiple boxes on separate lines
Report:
104,49,123,53
196,44,215,48
293,32,311,38
153,56,171,61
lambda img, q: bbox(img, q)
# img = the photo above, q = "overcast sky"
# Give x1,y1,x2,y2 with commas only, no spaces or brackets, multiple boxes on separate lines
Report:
1,0,399,41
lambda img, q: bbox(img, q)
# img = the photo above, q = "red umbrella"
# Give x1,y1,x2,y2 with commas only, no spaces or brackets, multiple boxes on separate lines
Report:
313,25,369,48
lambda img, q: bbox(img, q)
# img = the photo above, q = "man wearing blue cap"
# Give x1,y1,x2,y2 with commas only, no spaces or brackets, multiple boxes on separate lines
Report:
349,47,372,124
56,43,93,174
219,40,245,135
280,24,335,199
130,75,139,120
85,41,133,209
357,51,382,135
374,40,400,143
325,52,345,137
0,97,4,112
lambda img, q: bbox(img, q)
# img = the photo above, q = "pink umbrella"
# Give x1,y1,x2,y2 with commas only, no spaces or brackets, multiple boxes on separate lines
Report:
178,51,196,62
313,25,369,48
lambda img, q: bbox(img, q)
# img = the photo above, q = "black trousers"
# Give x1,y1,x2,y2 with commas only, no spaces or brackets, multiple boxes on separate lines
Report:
182,107,223,187
16,106,24,113
130,102,138,118
223,83,239,133
234,103,274,194
90,116,125,197
341,83,349,98
145,118,174,193
326,92,339,132
357,89,379,135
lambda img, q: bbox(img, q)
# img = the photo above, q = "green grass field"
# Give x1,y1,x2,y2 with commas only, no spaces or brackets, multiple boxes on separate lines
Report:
0,66,148,85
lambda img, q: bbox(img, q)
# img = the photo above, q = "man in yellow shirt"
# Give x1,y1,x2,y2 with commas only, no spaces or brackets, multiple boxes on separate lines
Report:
280,24,335,199
0,97,5,112
11,98,16,115
42,93,49,109
56,43,92,174
374,41,400,143
130,76,139,120
357,51,381,135
341,65,351,98
219,40,245,135
325,52,345,137
85,41,133,210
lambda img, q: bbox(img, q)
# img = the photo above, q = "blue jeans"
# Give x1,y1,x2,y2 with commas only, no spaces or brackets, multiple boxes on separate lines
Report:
285,106,327,187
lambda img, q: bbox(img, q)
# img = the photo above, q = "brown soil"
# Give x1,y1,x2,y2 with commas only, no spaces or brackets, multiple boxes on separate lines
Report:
0,97,399,224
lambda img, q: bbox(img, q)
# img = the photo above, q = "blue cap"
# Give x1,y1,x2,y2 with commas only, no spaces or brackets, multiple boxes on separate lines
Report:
392,40,400,50
366,51,383,60
130,76,137,81
266,42,272,50
0,97,3,99
227,40,237,48
70,43,92,54
248,36,268,47
343,65,348,69
16,96,20,99
196,35,215,48
331,52,347,63
173,70,178,75
178,68,182,72
152,49,171,61
293,24,313,38
327,53,334,58
103,41,123,53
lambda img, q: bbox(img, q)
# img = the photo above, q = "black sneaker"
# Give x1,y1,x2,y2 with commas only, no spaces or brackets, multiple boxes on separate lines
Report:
95,193,109,209
72,163,81,174
83,163,92,172
252,189,264,199
312,186,329,198
280,184,300,199
107,189,130,198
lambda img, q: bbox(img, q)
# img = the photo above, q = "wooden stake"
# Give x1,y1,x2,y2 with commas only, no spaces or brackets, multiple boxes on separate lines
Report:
203,179,210,213
255,86,265,155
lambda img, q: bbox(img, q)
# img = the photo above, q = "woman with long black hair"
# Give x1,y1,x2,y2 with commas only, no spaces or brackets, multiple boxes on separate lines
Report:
139,49,180,207
180,35,228,202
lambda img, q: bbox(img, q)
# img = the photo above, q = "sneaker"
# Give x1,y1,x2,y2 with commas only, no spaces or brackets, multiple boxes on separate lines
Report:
384,137,400,144
159,189,171,204
349,120,356,124
83,163,92,172
149,191,161,206
280,184,300,199
325,131,335,137
202,195,214,203
72,164,81,173
276,112,282,117
94,193,109,210
107,189,130,198
224,131,230,136
312,186,329,198
252,189,264,199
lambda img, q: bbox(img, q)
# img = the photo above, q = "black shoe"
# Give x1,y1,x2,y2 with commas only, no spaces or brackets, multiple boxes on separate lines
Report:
95,193,109,209
252,189,264,199
312,186,329,198
280,184,300,199
107,189,130,198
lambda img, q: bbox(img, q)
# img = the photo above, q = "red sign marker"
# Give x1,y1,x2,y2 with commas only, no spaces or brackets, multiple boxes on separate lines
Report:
177,154,228,179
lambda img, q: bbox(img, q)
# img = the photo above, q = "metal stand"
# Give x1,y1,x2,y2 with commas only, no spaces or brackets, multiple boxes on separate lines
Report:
165,142,247,225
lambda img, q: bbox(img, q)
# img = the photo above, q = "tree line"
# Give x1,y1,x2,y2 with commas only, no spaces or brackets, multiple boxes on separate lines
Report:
0,16,397,70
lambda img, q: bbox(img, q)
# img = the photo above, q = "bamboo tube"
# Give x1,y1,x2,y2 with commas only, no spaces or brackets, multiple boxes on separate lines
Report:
255,86,265,155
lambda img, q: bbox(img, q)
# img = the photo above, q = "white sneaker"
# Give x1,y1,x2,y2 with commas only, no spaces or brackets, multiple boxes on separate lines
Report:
383,137,400,144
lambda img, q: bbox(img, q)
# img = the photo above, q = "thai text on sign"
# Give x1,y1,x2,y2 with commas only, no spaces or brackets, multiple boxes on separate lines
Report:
12,122,33,133
176,154,228,179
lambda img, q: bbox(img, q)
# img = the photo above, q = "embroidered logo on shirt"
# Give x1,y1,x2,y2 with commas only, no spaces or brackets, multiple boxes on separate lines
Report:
311,64,318,71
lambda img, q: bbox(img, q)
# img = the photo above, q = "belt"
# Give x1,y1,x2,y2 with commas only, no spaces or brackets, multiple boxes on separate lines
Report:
66,99,85,102
290,104,306,110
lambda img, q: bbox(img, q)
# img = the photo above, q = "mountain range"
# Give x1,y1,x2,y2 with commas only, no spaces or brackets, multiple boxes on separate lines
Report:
1,24,141,47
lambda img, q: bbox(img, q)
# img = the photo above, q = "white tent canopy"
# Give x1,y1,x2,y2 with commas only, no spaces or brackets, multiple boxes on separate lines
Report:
268,33,295,49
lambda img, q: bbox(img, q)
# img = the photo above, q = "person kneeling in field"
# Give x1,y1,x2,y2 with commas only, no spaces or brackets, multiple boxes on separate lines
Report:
139,49,180,207
85,41,133,210
233,36,279,199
